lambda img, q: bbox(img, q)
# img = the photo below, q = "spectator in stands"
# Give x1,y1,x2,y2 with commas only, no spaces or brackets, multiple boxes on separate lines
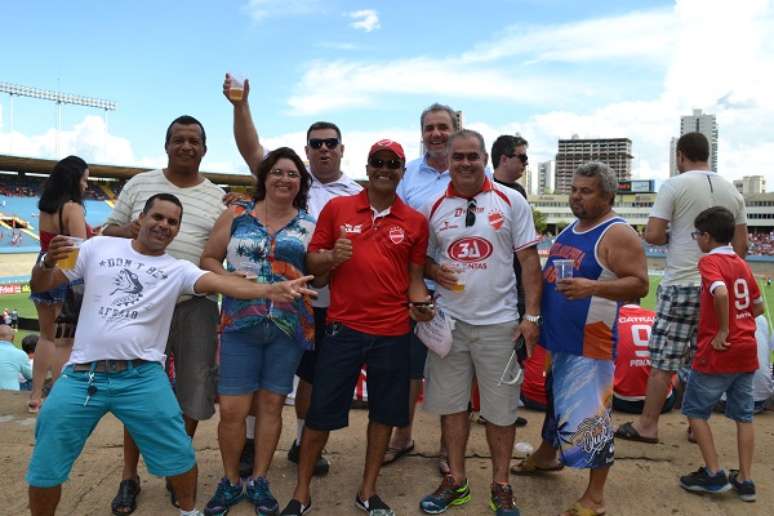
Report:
614,301,676,414
198,148,316,516
10,308,19,329
28,155,92,414
19,334,38,391
0,324,32,390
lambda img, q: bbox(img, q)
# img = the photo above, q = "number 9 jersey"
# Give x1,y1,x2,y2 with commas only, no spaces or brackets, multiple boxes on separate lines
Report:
695,246,763,374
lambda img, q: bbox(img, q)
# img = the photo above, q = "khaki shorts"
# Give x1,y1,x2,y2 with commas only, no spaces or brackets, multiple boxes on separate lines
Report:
166,297,219,421
423,320,520,426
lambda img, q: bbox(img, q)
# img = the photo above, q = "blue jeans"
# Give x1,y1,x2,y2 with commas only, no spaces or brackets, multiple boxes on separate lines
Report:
26,361,195,487
682,370,754,423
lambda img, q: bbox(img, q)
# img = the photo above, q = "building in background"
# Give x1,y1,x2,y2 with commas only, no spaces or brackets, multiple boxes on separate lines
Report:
537,160,555,194
516,164,533,195
734,175,767,195
679,108,718,172
669,137,678,177
554,135,633,194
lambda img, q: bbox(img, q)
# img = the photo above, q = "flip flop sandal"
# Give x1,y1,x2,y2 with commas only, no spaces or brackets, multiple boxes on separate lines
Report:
383,440,415,465
111,477,141,516
614,422,658,444
510,454,564,475
561,501,606,516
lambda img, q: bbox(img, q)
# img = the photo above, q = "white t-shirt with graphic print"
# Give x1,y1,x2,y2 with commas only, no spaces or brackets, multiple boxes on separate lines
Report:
62,236,207,365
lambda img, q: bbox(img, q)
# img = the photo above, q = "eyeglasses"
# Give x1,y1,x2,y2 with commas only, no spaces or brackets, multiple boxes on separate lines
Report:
308,138,340,150
465,199,477,227
691,230,704,240
451,152,482,162
514,153,528,164
368,156,402,170
269,168,301,179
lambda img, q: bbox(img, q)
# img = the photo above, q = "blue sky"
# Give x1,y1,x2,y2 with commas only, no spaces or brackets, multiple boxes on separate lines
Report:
1,0,773,190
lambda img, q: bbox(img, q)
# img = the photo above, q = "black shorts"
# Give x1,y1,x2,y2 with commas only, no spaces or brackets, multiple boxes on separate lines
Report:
305,323,410,431
296,307,327,384
408,325,428,380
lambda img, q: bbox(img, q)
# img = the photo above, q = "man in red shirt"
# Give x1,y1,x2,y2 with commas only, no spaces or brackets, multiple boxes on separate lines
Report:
280,140,433,516
614,303,676,414
679,207,764,502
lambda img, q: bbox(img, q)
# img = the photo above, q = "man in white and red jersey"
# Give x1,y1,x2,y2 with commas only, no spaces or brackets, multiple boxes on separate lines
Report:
419,129,542,516
614,303,676,414
679,206,764,500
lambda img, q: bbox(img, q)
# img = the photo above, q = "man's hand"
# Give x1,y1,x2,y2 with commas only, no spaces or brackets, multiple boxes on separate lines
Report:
222,191,251,206
514,320,539,358
409,295,435,322
44,235,75,266
331,228,353,267
555,277,597,300
267,275,317,303
711,330,730,351
223,73,250,105
112,219,141,239
433,263,460,291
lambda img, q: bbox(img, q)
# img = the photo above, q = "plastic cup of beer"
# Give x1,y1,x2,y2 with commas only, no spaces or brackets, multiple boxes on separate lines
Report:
554,259,575,280
58,237,83,271
444,262,465,292
228,74,245,102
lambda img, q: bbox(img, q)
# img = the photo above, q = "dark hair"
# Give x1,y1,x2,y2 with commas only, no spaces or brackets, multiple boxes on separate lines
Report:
21,334,39,354
694,206,735,244
447,129,487,155
38,155,88,214
142,193,184,219
306,121,342,142
491,135,528,169
254,147,311,211
677,132,709,162
165,115,206,147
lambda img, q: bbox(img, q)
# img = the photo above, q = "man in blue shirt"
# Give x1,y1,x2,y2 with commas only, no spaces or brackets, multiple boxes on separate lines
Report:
0,324,32,391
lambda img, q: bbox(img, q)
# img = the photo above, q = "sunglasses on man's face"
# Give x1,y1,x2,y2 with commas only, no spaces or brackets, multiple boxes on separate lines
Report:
308,138,340,150
515,153,528,164
368,156,402,170
691,230,704,240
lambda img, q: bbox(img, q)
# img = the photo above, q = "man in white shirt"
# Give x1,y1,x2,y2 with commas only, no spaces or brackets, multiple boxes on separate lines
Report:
103,115,226,511
26,193,314,516
223,75,361,476
616,132,747,444
419,129,542,515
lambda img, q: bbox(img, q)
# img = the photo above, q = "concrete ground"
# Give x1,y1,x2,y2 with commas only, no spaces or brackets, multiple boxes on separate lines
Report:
1,390,773,515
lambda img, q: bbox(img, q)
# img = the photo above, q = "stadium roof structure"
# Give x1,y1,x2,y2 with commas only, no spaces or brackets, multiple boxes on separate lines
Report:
0,154,254,186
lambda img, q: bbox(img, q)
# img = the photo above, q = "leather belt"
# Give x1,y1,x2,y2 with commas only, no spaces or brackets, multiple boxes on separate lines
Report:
72,359,148,373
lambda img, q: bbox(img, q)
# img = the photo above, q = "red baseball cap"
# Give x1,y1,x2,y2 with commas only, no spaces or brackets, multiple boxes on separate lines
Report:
368,139,405,161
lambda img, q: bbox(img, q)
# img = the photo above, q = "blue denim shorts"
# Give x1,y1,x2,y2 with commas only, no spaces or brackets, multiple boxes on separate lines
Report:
26,362,195,488
682,370,754,423
29,282,69,305
218,320,304,396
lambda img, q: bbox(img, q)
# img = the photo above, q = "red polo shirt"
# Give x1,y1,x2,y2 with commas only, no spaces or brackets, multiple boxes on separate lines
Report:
309,189,429,336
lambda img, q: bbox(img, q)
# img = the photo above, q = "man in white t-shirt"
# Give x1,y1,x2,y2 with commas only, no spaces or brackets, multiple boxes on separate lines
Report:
223,74,361,477
419,129,542,515
26,193,314,516
616,132,747,444
103,115,227,510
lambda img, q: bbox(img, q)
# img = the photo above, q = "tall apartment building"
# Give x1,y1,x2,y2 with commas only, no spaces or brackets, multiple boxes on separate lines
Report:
733,175,767,195
537,160,554,194
669,137,678,177
680,108,718,172
554,136,633,194
516,164,533,195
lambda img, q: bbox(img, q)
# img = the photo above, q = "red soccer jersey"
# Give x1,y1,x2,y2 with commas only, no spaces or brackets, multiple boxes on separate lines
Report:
521,345,548,407
694,247,761,374
308,190,429,336
614,305,673,400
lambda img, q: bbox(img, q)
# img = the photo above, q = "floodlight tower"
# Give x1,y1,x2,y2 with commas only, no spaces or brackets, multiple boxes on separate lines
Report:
0,82,117,154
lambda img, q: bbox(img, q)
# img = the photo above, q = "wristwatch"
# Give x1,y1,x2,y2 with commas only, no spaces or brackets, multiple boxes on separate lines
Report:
39,254,55,270
523,314,542,326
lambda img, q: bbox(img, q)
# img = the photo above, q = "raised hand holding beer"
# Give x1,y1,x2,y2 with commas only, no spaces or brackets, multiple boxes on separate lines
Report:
43,235,79,270
331,227,353,267
223,73,249,104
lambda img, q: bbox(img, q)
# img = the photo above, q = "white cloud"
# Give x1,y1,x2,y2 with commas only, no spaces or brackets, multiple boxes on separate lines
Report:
244,0,320,22
348,9,380,32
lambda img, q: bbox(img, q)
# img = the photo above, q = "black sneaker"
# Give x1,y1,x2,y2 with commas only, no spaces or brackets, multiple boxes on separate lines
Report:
679,467,731,494
355,494,395,516
279,499,312,515
729,470,756,502
239,439,255,479
287,440,330,476
515,417,528,428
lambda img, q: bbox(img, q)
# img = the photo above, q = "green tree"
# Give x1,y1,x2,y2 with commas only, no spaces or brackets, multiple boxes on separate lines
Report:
532,207,547,234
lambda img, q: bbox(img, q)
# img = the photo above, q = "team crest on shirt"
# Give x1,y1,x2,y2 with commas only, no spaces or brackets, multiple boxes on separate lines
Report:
488,210,505,231
388,226,405,244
